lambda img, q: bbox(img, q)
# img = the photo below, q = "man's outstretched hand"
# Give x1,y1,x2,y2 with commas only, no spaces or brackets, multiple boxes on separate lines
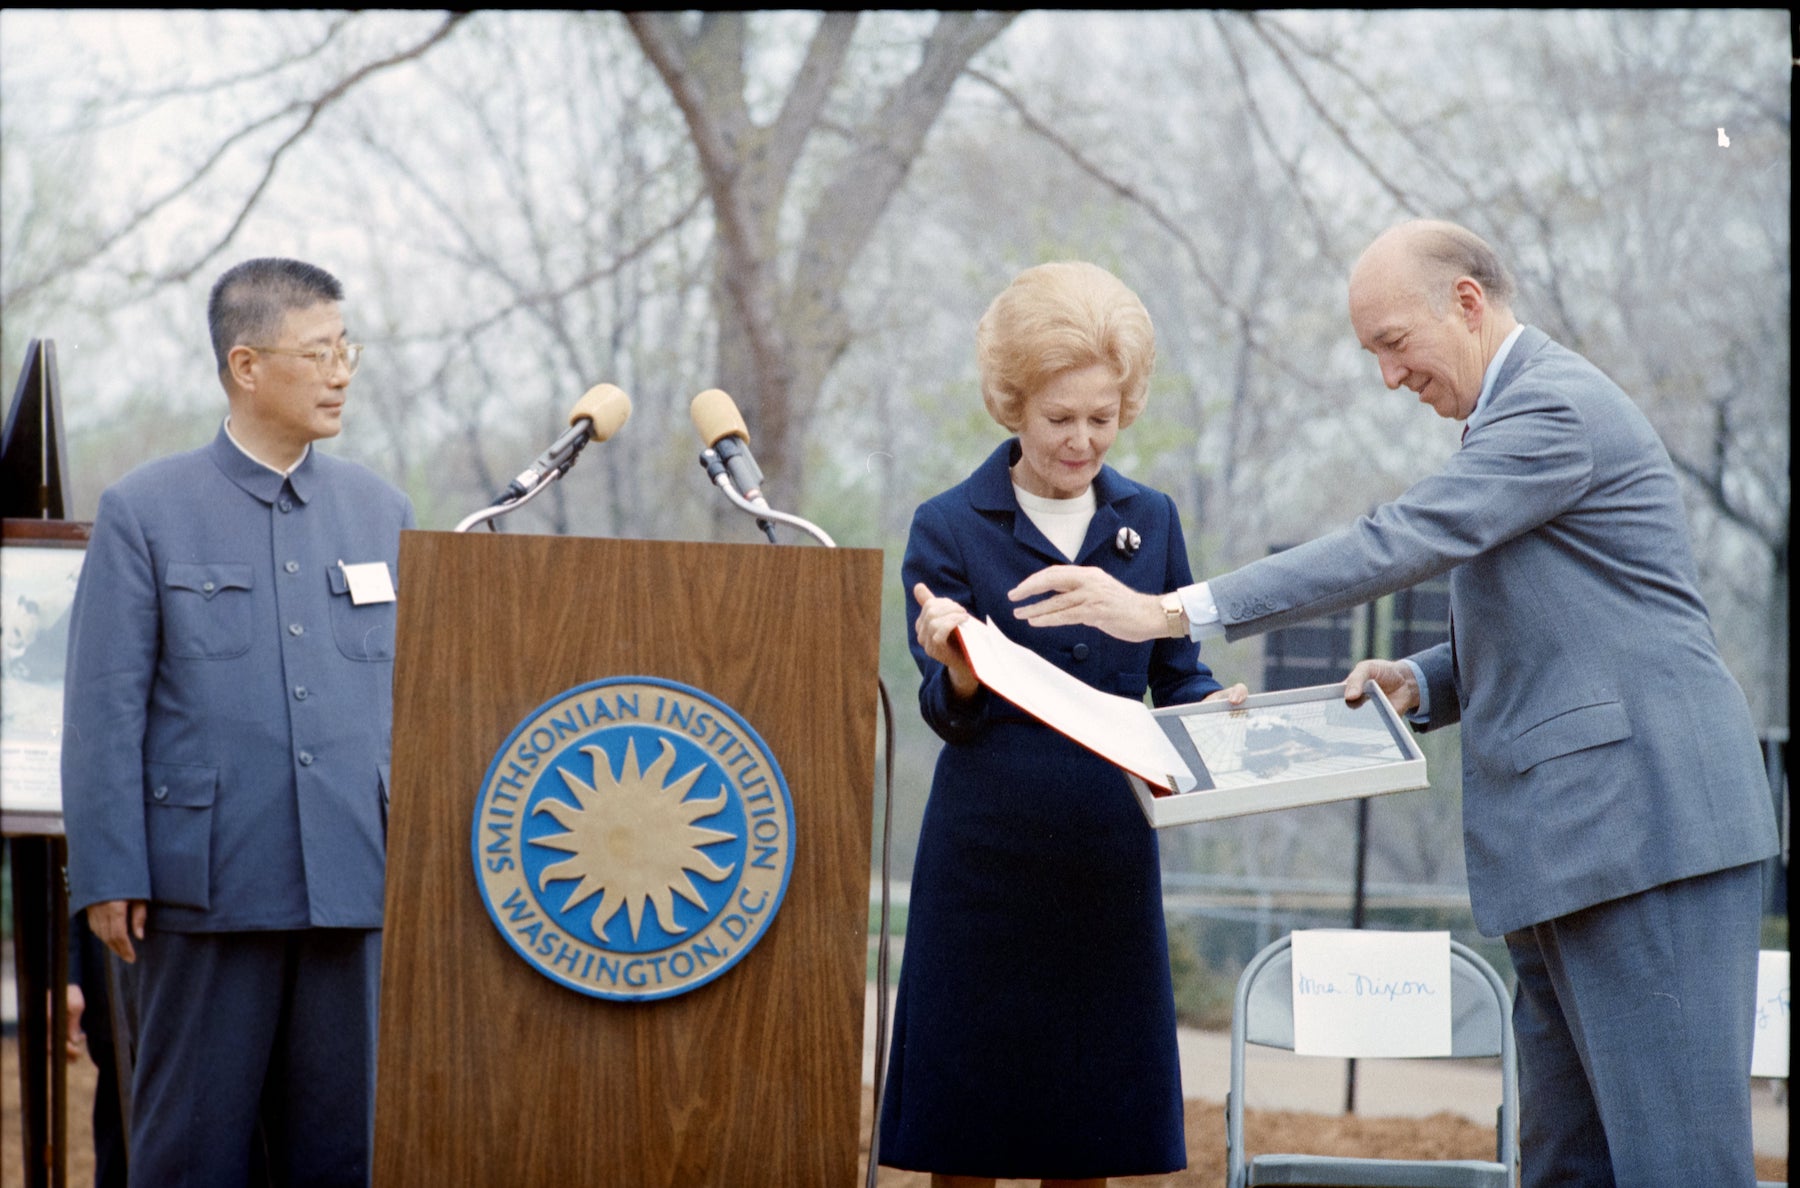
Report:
1008,565,1167,643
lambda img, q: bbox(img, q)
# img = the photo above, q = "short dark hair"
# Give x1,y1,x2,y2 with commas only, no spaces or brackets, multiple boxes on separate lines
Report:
207,258,344,374
1411,222,1515,312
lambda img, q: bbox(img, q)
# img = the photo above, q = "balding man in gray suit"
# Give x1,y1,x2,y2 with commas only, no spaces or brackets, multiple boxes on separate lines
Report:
1010,220,1778,1187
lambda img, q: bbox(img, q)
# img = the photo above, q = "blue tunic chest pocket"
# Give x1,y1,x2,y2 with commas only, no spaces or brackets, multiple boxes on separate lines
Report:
326,564,397,661
163,563,254,659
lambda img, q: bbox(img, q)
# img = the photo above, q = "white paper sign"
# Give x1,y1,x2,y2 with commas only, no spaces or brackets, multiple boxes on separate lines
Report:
1751,950,1790,1079
1291,929,1453,1058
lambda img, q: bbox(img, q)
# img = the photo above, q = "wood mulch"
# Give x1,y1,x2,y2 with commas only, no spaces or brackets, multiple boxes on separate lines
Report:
5,1039,1787,1184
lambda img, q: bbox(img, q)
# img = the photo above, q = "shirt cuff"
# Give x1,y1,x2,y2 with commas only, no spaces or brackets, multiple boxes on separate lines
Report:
1178,582,1225,641
1402,658,1431,722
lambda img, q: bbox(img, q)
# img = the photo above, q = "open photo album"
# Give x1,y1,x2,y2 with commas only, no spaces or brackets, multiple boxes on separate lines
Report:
952,615,1428,828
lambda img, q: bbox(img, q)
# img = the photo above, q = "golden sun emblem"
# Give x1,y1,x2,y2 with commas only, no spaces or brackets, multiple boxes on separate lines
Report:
532,737,737,944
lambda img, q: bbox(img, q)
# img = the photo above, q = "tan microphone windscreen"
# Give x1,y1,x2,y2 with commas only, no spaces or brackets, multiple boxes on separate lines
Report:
689,388,750,448
570,384,632,442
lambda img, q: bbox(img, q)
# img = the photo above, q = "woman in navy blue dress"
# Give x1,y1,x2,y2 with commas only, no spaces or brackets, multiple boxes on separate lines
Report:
878,262,1243,1187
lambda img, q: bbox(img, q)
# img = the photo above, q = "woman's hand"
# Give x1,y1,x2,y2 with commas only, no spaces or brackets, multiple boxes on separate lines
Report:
913,583,980,700
1201,682,1250,707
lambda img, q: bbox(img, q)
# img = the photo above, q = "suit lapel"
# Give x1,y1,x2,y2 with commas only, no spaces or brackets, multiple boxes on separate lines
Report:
1461,326,1548,446
966,439,1066,564
1073,464,1135,565
965,439,1140,567
1487,326,1549,403
1074,502,1124,565
1012,504,1068,562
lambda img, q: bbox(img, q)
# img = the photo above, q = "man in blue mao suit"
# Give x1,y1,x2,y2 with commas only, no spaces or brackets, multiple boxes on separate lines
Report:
1011,220,1779,1186
62,258,415,1186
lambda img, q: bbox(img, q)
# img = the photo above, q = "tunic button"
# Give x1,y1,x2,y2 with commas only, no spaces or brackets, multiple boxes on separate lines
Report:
288,623,305,636
201,580,216,593
294,686,308,700
298,751,314,767
1072,643,1090,661
153,785,168,801
284,561,300,574
278,498,293,513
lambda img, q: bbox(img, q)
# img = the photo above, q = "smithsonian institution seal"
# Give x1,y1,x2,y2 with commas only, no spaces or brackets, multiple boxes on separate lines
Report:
472,677,794,1001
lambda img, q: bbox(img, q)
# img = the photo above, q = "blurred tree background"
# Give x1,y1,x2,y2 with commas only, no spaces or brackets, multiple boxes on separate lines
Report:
4,10,1788,997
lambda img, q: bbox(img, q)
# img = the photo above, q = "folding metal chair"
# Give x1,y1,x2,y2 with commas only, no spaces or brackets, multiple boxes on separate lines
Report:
1752,949,1789,1188
1226,933,1519,1188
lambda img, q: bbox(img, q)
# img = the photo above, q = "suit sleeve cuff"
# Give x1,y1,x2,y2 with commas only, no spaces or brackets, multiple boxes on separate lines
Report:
1402,658,1431,722
1178,582,1225,641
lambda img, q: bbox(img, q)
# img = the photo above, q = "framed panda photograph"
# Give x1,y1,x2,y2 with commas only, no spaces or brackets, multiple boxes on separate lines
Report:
1128,681,1429,828
2,518,90,829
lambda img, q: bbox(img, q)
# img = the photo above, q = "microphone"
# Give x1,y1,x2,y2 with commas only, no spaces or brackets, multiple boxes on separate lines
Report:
688,387,834,546
503,383,632,501
689,388,768,509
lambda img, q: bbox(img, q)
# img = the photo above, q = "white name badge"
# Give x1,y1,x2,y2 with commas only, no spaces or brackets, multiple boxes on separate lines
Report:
339,561,397,606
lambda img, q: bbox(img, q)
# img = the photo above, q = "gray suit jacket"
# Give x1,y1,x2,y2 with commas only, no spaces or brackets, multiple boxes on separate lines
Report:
1210,327,1776,935
63,428,415,931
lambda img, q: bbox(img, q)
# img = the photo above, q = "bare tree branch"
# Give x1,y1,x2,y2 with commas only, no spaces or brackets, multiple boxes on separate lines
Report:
966,68,1233,312
1253,13,1485,216
793,13,1014,307
358,126,707,398
764,13,860,187
99,14,357,114
1208,14,1349,277
1668,438,1787,553
156,13,470,284
5,13,468,306
627,11,1016,485
626,11,793,414
1238,12,1422,216
965,66,1321,395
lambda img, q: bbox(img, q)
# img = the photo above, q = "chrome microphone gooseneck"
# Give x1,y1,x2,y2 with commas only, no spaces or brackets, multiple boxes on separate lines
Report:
697,447,837,547
454,452,579,533
455,383,633,534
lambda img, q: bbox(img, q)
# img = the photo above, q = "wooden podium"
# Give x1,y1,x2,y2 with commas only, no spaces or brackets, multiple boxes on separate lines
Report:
373,531,883,1187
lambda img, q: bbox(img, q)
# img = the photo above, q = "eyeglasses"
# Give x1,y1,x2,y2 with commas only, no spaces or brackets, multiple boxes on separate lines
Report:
247,342,364,378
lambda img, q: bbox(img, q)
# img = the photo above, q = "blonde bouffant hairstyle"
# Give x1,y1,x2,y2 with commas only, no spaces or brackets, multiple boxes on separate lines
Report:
976,261,1156,432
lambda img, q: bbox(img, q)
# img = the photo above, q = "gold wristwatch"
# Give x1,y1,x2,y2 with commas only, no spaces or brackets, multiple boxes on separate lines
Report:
1160,591,1188,639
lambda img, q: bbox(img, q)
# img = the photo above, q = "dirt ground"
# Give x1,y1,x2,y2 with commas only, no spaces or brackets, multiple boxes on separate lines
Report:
857,1092,1789,1187
860,1095,1504,1187
5,1038,1788,1185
